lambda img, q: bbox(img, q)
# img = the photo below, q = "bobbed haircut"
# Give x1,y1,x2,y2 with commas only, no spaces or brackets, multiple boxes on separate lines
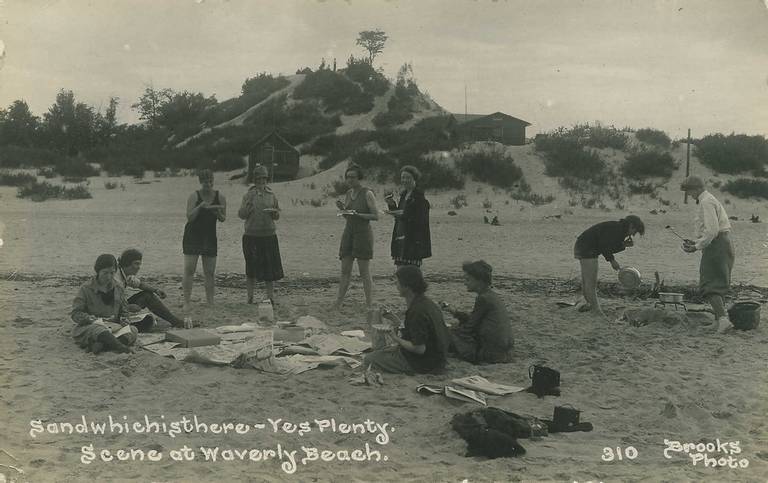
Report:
395,265,428,295
623,215,645,236
344,163,364,180
118,248,143,268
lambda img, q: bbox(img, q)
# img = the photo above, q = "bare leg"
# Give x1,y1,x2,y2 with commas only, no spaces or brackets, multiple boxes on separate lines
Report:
580,258,604,316
334,257,354,309
247,277,256,304
182,255,199,311
265,281,275,303
358,259,374,308
201,256,217,305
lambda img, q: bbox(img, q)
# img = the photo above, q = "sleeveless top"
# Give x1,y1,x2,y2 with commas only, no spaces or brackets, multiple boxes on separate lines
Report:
182,190,220,256
343,187,373,233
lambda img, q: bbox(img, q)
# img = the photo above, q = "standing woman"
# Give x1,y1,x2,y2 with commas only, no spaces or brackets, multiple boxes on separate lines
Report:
386,165,432,267
333,163,379,309
238,164,284,304
573,215,644,317
182,169,226,309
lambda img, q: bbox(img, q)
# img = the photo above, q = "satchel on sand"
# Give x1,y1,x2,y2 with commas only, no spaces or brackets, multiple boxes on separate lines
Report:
526,364,561,397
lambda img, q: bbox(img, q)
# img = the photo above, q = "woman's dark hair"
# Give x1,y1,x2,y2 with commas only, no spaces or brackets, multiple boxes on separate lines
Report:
118,248,143,268
345,163,364,181
400,165,422,184
94,254,118,274
462,260,493,286
623,215,645,236
197,168,214,181
395,265,428,295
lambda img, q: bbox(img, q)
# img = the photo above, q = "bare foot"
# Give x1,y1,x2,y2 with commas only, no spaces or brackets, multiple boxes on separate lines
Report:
716,318,732,334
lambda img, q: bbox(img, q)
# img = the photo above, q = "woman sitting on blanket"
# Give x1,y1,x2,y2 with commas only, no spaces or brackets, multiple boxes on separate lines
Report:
116,248,186,328
363,265,450,374
443,260,513,364
71,254,145,354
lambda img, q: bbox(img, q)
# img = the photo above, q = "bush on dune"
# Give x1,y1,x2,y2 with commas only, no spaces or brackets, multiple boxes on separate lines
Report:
535,135,607,180
17,180,92,201
722,178,768,200
0,171,36,186
695,133,768,175
456,149,523,189
293,69,374,115
0,145,67,169
635,128,671,148
622,150,677,179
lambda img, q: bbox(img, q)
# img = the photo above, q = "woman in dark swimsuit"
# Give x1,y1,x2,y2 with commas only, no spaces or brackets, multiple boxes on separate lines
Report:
182,169,226,309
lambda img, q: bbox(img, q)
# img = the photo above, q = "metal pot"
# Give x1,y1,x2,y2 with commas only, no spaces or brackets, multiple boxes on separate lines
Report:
658,292,684,303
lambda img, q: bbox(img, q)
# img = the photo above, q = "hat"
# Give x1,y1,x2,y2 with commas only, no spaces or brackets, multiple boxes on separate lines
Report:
680,175,704,191
253,165,269,179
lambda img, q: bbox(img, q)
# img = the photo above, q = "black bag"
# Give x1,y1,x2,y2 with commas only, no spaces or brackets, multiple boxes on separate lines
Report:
527,364,561,397
552,404,580,431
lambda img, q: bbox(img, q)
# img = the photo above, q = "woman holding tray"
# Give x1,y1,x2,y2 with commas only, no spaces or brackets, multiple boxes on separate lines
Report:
385,165,432,267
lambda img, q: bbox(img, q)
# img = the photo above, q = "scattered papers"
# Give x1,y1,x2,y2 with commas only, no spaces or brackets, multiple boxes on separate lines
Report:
301,333,370,356
341,330,366,338
246,354,361,375
142,342,190,360
112,325,134,339
451,375,527,396
215,323,259,333
416,384,487,405
137,333,166,347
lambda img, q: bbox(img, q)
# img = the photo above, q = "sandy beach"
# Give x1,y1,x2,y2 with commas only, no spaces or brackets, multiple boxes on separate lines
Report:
1,166,767,483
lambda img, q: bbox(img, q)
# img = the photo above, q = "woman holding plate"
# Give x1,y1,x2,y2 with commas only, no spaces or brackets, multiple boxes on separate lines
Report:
333,163,379,309
386,165,432,267
238,164,284,304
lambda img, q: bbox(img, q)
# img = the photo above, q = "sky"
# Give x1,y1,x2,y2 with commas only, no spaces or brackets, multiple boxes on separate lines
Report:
0,0,767,139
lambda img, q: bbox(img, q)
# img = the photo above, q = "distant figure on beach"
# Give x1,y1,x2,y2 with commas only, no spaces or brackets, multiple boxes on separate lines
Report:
115,248,186,328
71,254,138,354
364,265,450,374
182,169,226,310
386,165,432,267
573,215,645,317
680,176,735,334
443,260,513,364
333,163,379,309
238,164,284,305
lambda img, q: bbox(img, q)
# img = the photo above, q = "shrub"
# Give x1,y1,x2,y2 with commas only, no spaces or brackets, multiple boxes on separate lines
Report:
628,182,656,195
635,128,671,148
213,152,245,172
0,171,36,186
510,191,555,206
344,57,389,96
695,133,768,174
722,178,768,200
482,198,492,209
17,180,92,201
350,150,397,183
406,156,464,190
536,135,607,180
456,149,523,188
570,123,627,150
37,167,57,178
373,80,418,129
56,159,100,178
450,193,468,209
293,70,374,115
622,151,677,179
0,146,66,168
104,181,118,190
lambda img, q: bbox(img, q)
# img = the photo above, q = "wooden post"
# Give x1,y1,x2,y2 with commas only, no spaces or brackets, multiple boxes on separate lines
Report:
684,128,691,204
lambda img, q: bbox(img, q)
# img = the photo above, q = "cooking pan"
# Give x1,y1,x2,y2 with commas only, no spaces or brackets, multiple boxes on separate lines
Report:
658,292,684,303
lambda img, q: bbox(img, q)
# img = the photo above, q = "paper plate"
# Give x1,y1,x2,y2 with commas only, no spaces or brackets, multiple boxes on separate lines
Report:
618,267,641,289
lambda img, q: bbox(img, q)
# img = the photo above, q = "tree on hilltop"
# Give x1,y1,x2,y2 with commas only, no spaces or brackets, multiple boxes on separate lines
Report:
356,29,388,65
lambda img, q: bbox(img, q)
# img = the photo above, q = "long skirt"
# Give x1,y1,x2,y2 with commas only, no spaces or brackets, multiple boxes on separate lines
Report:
243,234,285,282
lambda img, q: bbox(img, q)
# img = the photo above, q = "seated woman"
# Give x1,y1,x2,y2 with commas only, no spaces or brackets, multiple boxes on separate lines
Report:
71,254,139,354
444,260,513,364
363,265,450,374
116,248,185,329
573,215,645,317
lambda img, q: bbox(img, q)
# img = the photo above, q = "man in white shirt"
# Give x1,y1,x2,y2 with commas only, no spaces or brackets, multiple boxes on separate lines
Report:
680,176,735,334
